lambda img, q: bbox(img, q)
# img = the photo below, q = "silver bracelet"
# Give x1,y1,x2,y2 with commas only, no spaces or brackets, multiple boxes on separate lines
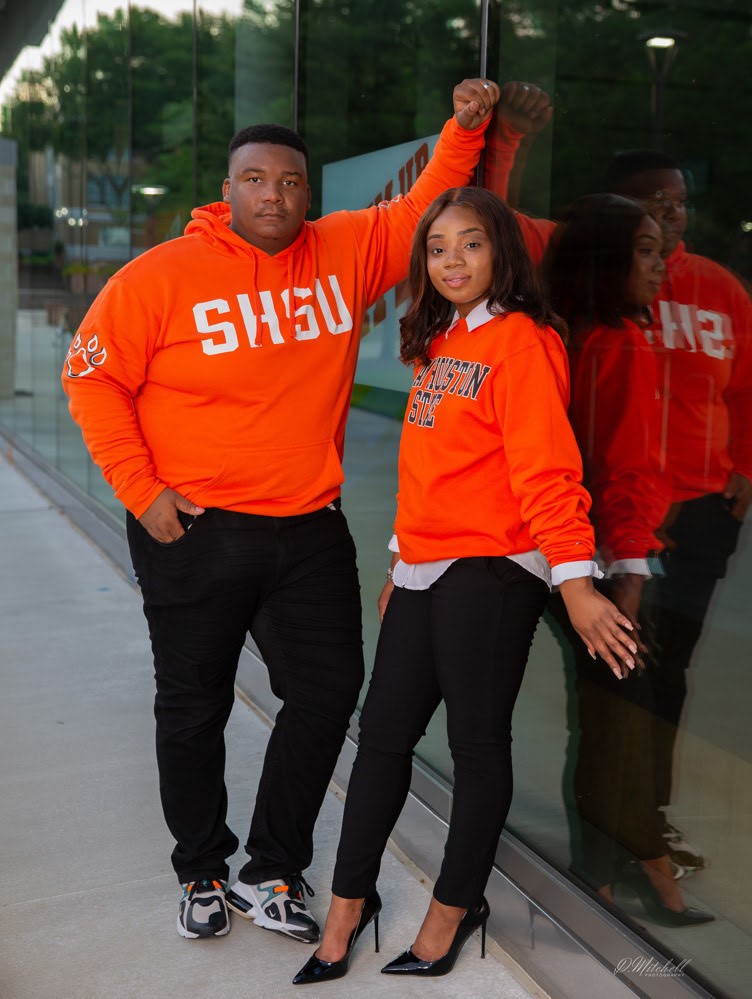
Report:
386,567,394,582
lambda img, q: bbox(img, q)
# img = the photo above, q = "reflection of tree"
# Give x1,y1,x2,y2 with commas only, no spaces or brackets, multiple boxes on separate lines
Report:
235,1,296,134
489,0,752,274
1,7,236,220
297,0,480,217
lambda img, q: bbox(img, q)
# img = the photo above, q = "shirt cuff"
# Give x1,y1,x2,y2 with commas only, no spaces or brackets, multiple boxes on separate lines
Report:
551,560,603,587
605,558,652,578
388,534,400,554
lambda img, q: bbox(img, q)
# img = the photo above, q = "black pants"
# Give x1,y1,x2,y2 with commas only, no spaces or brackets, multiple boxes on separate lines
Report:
127,503,364,885
331,557,548,909
647,493,741,806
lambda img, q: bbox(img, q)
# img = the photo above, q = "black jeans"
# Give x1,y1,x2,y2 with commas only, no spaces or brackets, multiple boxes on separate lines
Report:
127,503,364,885
646,493,742,806
331,557,548,909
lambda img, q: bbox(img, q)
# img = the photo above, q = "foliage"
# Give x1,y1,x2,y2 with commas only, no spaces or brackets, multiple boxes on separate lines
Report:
17,200,53,229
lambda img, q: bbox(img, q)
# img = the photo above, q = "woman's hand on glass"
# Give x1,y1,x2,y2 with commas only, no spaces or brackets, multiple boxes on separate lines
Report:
608,572,648,668
559,576,637,679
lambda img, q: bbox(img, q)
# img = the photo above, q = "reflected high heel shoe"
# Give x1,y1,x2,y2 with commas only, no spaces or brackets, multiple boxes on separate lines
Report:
292,891,381,985
619,863,714,927
380,896,489,977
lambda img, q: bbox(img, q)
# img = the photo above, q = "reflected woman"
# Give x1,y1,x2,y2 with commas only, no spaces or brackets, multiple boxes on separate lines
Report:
293,187,638,985
545,193,713,926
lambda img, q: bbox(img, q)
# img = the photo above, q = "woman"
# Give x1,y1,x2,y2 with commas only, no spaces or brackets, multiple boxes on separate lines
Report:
545,193,713,926
547,193,670,618
293,187,638,985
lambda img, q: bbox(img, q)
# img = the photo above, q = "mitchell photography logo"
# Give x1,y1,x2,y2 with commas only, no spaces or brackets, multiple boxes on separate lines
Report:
615,956,691,979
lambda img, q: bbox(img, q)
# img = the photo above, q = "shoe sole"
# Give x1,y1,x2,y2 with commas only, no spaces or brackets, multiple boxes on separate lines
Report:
225,892,319,943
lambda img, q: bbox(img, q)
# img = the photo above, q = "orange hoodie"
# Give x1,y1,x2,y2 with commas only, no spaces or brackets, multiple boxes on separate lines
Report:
62,116,488,518
394,310,595,567
647,243,752,501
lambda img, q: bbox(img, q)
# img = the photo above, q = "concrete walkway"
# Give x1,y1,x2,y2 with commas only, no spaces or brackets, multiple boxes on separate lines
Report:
0,453,536,999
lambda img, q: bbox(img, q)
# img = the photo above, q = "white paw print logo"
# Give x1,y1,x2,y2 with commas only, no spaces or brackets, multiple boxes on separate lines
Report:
65,332,108,378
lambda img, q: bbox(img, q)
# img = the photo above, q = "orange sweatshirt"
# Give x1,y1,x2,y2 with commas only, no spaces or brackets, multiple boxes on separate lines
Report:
394,311,595,567
62,116,488,518
648,243,752,501
485,124,752,502
569,320,671,563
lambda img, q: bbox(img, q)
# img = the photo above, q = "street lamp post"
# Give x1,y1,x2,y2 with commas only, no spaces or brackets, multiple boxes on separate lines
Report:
639,30,686,149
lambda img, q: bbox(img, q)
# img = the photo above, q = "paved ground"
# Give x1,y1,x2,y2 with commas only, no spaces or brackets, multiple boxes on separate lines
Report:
0,453,536,999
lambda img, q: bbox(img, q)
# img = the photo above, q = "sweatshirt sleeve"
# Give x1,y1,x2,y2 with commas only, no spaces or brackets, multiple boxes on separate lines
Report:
61,274,166,517
495,326,596,567
344,115,490,305
480,116,555,265
569,327,671,564
482,118,523,200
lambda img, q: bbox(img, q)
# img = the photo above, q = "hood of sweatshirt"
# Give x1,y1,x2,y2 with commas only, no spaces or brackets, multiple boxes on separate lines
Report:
184,201,307,258
185,201,312,339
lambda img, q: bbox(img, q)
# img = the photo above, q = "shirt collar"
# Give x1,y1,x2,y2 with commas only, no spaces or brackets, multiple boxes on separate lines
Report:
446,300,500,335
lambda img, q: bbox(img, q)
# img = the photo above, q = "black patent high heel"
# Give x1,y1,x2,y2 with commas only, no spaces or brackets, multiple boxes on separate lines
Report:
292,891,382,985
619,863,714,927
380,896,489,977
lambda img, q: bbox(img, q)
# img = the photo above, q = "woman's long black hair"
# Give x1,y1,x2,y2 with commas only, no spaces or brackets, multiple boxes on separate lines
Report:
544,193,649,335
399,187,566,366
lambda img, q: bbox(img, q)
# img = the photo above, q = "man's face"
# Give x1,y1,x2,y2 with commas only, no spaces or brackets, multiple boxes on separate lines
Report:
222,142,311,255
620,168,688,258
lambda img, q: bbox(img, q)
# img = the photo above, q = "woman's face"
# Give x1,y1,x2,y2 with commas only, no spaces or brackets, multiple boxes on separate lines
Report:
625,215,665,310
426,204,494,318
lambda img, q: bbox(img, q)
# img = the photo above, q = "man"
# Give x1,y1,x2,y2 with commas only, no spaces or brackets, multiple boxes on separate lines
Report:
605,150,752,870
488,95,752,873
62,78,500,942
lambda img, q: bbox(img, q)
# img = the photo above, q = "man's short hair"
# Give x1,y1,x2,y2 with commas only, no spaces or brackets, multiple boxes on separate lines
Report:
604,149,681,191
228,124,309,170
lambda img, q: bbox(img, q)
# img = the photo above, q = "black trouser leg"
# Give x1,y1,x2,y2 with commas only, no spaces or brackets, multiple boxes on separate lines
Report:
648,494,741,807
432,558,547,907
331,583,440,899
239,506,364,882
332,557,547,909
127,510,269,883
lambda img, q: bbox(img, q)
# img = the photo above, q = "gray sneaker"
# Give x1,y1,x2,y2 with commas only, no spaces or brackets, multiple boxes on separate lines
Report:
226,873,319,942
177,878,230,938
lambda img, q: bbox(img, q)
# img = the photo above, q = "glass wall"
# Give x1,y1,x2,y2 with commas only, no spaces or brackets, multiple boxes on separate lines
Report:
484,9,752,999
1,2,750,995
